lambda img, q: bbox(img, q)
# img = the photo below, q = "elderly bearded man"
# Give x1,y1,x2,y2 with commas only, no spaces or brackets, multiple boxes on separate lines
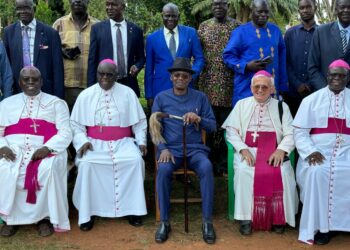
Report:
222,71,298,235
71,59,147,231
0,66,72,237
294,59,350,245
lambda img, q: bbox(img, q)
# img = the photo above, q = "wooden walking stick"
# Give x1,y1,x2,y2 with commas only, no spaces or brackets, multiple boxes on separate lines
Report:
183,124,189,233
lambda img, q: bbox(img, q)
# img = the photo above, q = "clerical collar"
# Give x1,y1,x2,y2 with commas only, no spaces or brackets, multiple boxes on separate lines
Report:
23,91,42,99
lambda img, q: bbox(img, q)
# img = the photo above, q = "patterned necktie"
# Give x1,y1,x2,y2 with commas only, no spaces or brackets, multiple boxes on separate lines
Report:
22,26,31,66
169,30,176,59
116,23,126,79
341,29,348,54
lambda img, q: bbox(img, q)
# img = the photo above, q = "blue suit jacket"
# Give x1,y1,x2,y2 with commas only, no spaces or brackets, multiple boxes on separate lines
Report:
3,20,64,98
144,25,204,99
87,20,145,97
0,41,13,101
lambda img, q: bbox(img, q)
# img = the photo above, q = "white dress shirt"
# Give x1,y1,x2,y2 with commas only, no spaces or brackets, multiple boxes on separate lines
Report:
163,26,179,51
20,18,37,65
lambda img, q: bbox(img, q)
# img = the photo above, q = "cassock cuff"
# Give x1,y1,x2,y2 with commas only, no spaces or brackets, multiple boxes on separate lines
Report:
73,132,89,152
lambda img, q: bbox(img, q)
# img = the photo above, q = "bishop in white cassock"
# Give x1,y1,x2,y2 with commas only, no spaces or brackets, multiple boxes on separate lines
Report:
70,59,147,231
222,70,298,236
0,66,72,237
293,59,350,245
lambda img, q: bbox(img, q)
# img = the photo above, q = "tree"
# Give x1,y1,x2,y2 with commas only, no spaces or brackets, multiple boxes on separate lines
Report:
192,0,298,26
316,0,336,23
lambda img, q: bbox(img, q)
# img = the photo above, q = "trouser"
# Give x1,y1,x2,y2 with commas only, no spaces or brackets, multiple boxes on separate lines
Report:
156,152,214,222
208,106,232,173
65,87,84,112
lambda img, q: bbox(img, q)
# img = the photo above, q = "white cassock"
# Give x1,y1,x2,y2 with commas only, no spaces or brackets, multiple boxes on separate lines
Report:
222,97,298,226
0,92,72,231
293,87,350,244
70,83,147,225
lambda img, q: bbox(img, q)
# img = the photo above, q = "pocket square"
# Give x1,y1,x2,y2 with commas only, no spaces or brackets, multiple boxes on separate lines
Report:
39,45,49,49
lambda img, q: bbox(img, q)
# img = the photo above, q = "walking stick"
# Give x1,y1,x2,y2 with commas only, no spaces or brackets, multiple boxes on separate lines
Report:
183,124,189,233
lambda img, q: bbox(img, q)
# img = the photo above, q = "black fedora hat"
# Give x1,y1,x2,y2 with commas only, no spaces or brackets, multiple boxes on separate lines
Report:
168,57,195,74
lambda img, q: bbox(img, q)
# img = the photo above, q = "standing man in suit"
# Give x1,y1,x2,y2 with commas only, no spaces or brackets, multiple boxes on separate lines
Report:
308,0,350,91
3,0,64,99
87,0,145,97
144,3,204,107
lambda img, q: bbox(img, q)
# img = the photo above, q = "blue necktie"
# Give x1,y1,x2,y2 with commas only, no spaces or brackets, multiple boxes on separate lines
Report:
22,26,31,66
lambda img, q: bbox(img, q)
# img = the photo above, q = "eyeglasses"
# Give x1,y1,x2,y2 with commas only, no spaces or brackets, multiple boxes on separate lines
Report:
97,72,115,78
252,84,269,91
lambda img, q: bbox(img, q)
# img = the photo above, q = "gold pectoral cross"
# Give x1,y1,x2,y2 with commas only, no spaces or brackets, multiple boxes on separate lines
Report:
30,122,40,133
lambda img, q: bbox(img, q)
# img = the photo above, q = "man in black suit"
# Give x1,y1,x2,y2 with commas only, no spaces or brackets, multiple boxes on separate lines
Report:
3,0,64,99
87,0,145,97
308,0,350,91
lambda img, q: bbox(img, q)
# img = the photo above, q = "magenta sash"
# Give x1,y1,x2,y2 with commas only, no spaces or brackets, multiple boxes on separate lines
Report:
245,131,285,230
4,118,58,204
310,118,350,135
87,126,132,141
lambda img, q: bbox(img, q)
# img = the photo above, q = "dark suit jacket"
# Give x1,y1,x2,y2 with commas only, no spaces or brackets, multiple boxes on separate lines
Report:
3,20,64,98
144,25,204,99
87,20,145,97
308,22,350,91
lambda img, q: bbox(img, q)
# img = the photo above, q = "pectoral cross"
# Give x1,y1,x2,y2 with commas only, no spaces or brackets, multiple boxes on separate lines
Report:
97,122,104,133
30,122,40,133
251,130,259,143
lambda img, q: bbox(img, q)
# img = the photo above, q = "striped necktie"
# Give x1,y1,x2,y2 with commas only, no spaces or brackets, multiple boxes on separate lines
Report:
22,26,31,66
169,30,176,59
341,29,348,54
116,23,126,79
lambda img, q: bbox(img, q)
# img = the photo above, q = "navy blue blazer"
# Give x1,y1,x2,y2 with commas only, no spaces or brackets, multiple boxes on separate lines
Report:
3,20,64,98
87,20,145,97
144,25,204,100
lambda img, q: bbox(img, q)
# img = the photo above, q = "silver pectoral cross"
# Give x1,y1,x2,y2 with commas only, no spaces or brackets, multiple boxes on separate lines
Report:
30,122,40,133
252,130,259,143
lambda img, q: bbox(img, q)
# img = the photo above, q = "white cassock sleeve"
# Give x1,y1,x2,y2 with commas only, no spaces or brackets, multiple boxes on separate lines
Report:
294,127,316,160
71,120,89,152
226,126,249,153
0,126,9,148
132,118,147,146
44,100,73,153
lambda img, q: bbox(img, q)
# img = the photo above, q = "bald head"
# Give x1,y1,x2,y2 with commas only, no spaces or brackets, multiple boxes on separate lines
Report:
162,3,180,30
19,66,43,96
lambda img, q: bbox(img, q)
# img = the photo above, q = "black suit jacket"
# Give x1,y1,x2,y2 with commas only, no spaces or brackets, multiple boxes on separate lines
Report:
87,20,145,96
308,22,350,91
3,20,64,98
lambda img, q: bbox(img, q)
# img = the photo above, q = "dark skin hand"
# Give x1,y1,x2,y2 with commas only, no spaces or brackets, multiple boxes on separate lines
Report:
0,146,16,161
129,65,140,77
31,146,51,161
246,60,268,72
306,151,325,166
78,142,94,158
183,112,201,125
297,83,311,97
139,145,147,156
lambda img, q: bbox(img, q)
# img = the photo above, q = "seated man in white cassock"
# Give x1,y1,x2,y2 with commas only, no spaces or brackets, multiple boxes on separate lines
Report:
70,59,147,231
293,59,350,245
222,70,298,236
0,66,72,237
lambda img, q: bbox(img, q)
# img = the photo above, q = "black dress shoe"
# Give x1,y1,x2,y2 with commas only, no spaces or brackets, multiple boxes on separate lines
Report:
272,225,285,234
128,216,143,227
239,223,252,235
314,232,331,245
155,222,171,243
80,219,94,231
202,223,216,244
0,224,19,237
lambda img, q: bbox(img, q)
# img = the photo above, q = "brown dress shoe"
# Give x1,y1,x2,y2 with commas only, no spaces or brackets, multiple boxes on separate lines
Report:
37,219,54,237
1,224,19,237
